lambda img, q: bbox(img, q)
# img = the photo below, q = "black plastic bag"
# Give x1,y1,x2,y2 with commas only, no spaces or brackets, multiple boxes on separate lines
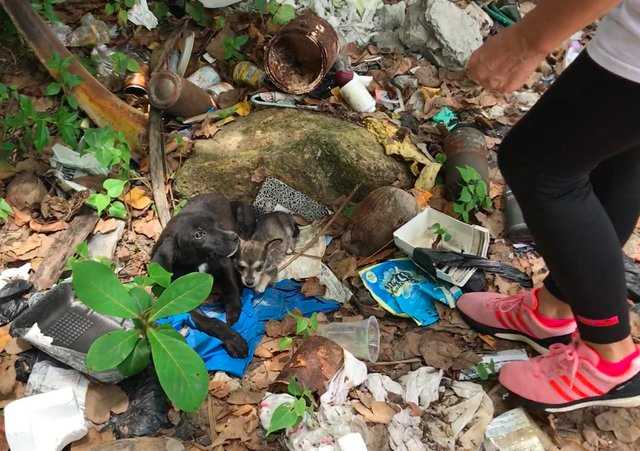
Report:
0,279,32,325
412,248,533,288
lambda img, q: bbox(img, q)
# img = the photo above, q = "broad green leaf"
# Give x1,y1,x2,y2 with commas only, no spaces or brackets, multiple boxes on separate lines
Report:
72,260,142,318
459,186,472,203
86,193,111,216
129,286,153,312
272,4,295,24
118,337,151,377
45,82,62,96
0,198,12,222
266,0,279,14
475,180,488,198
156,324,185,341
295,317,307,335
86,329,139,371
117,9,128,25
148,262,173,288
267,403,299,435
33,118,50,151
126,58,140,73
108,201,127,219
288,377,303,397
148,272,213,321
279,336,293,351
148,327,208,412
234,35,249,48
105,2,115,15
292,398,306,416
133,275,154,287
76,241,89,259
309,313,318,332
103,178,126,198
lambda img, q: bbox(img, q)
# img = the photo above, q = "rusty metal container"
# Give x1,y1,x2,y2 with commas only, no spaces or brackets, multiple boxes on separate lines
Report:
264,12,339,95
124,63,149,96
443,125,489,201
148,70,215,117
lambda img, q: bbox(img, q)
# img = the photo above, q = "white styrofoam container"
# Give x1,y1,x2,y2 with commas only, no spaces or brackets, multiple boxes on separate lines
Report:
393,207,490,287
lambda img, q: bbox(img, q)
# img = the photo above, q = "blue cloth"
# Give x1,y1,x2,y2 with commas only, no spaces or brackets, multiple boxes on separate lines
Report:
159,280,341,377
360,258,461,327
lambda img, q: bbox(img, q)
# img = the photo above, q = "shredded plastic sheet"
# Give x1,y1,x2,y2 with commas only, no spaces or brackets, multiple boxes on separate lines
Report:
359,258,461,326
432,107,458,130
128,0,158,30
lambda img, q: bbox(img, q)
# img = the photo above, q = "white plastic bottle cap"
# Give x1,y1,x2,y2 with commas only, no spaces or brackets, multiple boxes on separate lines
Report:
340,78,376,113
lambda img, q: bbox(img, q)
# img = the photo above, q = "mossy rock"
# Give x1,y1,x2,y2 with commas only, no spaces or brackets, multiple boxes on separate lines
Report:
175,108,413,205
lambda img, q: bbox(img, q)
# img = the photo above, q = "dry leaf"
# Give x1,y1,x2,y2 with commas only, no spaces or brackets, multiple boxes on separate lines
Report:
475,210,504,239
253,337,281,359
194,118,220,139
410,188,432,210
133,216,162,240
235,100,251,117
4,337,32,355
123,187,153,210
94,218,118,234
11,208,31,227
300,277,326,298
352,400,396,424
226,390,264,405
0,325,12,352
0,356,17,396
69,427,116,450
29,219,69,233
0,380,24,408
332,256,359,281
7,233,42,257
85,383,130,424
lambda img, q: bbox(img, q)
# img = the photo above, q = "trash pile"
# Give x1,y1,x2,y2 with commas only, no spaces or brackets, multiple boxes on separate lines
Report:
1,0,640,450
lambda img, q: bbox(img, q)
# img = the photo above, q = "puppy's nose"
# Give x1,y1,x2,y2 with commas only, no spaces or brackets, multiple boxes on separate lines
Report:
244,278,255,287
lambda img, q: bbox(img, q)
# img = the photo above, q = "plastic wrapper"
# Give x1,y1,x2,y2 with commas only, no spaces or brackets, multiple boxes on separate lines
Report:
67,13,112,47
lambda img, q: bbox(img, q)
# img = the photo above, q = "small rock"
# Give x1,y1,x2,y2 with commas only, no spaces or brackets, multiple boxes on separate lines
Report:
6,172,47,211
464,2,494,37
88,437,184,451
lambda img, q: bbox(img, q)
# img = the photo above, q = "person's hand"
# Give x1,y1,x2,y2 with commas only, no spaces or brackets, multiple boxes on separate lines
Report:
466,25,548,93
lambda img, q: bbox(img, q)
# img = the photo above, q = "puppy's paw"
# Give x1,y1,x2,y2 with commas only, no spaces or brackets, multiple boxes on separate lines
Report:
223,332,249,358
225,303,241,326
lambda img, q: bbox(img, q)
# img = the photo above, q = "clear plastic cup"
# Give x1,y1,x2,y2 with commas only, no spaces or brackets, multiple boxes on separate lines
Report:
316,316,380,362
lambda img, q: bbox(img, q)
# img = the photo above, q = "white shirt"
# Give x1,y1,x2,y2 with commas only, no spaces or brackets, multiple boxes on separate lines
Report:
588,0,640,83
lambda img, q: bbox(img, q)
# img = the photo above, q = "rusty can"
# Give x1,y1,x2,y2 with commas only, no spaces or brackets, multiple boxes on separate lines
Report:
148,70,216,118
233,62,265,89
443,125,489,201
124,63,149,96
264,12,339,95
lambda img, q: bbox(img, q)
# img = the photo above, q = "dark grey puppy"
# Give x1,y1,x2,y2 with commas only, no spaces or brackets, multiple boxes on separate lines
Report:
151,193,256,358
235,212,299,293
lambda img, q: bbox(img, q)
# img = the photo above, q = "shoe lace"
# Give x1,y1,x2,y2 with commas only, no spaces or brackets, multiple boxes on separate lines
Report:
485,293,527,313
533,341,581,386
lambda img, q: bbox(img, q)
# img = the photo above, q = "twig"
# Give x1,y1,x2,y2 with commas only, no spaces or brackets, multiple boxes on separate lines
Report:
368,358,423,366
279,184,361,272
149,108,172,228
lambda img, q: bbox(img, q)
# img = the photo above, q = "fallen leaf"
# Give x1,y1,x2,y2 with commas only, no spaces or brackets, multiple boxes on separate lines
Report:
194,118,220,139
475,210,504,239
493,275,521,295
352,400,396,424
419,330,480,370
70,427,116,450
11,208,31,227
478,334,497,350
0,380,24,408
133,216,162,240
300,277,326,298
7,233,43,258
85,383,130,424
253,337,281,359
29,219,69,233
226,389,264,405
94,218,118,234
4,337,32,355
123,187,153,210
0,356,17,396
595,409,640,443
209,372,241,399
235,100,251,117
0,325,12,352
331,256,359,281
410,188,432,210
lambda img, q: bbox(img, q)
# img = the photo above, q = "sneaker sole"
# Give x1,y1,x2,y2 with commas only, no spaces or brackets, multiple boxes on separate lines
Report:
506,371,640,413
458,309,571,355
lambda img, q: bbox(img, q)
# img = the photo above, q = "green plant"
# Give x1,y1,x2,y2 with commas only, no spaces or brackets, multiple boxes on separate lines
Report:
65,241,115,270
86,178,128,219
82,127,131,174
151,0,170,20
430,222,451,248
278,312,318,350
31,0,64,23
72,260,211,411
474,360,497,381
185,0,210,27
254,0,296,25
453,165,492,223
223,35,249,61
267,377,315,435
435,152,447,164
0,198,12,222
2,90,51,153
213,15,225,31
111,52,140,77
46,53,83,109
105,0,135,26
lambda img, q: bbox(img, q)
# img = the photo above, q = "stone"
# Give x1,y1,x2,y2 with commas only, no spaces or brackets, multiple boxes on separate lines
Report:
175,109,412,205
400,0,483,70
88,220,126,260
6,172,47,211
89,437,184,451
464,2,493,37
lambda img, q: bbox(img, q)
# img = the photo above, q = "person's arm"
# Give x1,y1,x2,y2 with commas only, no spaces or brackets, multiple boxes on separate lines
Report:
467,0,622,93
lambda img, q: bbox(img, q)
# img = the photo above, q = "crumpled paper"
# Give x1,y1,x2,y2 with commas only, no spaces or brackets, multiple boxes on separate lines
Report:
128,0,158,29
365,374,404,402
400,366,443,409
321,350,368,406
388,409,426,451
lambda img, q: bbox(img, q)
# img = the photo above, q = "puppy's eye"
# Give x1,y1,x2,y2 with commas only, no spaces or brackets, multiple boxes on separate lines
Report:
255,264,263,272
193,229,206,240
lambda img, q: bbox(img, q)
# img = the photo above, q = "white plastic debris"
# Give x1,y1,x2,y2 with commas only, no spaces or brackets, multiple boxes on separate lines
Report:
338,432,368,451
128,0,158,30
199,0,244,8
321,350,368,405
365,373,404,402
318,263,353,304
259,393,297,431
24,323,54,347
341,78,376,113
0,263,31,291
484,408,551,451
187,66,222,91
5,387,88,451
388,409,426,451
51,143,109,192
26,361,90,411
400,366,442,409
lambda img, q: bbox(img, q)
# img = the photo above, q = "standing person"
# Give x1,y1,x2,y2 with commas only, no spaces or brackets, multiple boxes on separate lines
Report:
459,0,640,412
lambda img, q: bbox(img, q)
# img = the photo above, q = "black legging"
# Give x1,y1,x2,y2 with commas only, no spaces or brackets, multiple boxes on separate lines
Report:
499,51,640,344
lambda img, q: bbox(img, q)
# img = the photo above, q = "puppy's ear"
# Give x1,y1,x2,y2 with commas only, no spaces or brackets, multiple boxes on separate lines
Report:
265,238,283,254
151,238,176,272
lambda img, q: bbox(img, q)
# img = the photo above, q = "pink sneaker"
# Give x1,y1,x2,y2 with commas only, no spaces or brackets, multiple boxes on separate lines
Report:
457,288,576,354
500,338,640,412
